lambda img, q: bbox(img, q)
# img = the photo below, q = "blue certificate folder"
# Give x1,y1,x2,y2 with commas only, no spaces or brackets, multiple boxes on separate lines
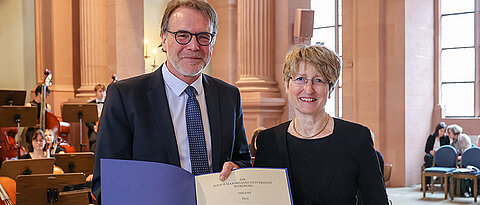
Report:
101,159,293,205
101,159,196,205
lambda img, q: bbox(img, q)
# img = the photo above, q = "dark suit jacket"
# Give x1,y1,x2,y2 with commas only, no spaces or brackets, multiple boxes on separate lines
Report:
424,134,450,153
92,67,251,203
85,100,97,135
254,118,388,204
85,100,97,145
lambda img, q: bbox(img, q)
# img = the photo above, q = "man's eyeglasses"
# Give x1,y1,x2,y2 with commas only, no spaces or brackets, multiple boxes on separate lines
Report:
167,31,215,46
289,76,331,88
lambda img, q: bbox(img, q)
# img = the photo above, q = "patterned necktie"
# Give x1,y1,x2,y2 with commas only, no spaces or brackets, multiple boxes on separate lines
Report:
185,86,210,175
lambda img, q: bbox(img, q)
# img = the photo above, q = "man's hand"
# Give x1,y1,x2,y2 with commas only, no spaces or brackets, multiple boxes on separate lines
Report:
219,162,239,181
430,150,435,156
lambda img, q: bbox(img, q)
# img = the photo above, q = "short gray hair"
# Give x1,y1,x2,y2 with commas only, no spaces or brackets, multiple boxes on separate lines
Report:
447,124,463,135
283,44,342,92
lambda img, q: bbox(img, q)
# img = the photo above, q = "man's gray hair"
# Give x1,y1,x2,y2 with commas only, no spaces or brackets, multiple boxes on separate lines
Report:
160,0,218,35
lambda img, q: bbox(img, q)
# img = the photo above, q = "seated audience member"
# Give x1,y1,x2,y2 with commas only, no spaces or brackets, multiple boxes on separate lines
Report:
20,130,47,159
253,44,388,204
447,124,472,156
357,132,386,205
448,124,475,197
422,122,449,189
368,130,385,175
424,122,449,168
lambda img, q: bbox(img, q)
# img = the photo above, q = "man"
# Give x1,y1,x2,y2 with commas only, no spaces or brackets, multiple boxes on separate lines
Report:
92,0,251,202
25,85,51,146
26,85,52,118
85,84,106,152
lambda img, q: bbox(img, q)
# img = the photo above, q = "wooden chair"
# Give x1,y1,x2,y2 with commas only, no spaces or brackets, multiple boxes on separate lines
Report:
384,164,392,182
449,147,480,202
422,145,458,199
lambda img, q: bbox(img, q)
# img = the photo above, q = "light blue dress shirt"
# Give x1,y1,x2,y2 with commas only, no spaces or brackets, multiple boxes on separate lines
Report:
162,64,212,173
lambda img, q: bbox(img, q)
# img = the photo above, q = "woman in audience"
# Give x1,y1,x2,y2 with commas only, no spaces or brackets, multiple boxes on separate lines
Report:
254,44,388,204
423,122,449,189
447,124,472,156
20,129,47,159
448,124,474,197
424,122,449,167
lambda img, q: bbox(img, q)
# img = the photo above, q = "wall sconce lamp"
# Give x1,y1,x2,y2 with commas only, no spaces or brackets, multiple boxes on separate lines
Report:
151,48,158,68
144,39,150,58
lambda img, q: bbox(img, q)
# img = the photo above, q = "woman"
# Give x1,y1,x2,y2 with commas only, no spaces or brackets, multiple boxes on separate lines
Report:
424,122,449,168
44,129,65,156
423,122,449,189
254,44,388,204
20,130,47,159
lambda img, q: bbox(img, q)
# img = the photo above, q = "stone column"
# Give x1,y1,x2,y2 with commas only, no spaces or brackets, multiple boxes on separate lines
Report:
210,0,238,83
106,0,145,80
76,0,110,97
236,0,286,143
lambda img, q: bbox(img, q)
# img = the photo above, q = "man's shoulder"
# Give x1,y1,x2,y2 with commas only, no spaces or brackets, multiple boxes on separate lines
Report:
203,74,238,91
116,72,153,87
109,72,157,93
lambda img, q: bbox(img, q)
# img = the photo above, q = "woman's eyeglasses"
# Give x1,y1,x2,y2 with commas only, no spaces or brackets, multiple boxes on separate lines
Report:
289,76,331,88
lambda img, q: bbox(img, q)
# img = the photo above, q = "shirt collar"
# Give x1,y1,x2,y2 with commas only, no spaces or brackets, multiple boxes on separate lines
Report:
162,63,203,97
95,97,104,103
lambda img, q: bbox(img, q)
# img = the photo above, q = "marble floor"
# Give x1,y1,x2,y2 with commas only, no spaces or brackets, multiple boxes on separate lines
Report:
387,184,479,204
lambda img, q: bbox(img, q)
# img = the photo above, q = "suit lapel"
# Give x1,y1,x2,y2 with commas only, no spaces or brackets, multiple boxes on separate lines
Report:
146,66,180,166
203,75,222,171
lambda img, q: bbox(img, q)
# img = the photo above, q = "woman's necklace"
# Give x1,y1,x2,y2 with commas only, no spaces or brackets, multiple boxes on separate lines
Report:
293,115,330,139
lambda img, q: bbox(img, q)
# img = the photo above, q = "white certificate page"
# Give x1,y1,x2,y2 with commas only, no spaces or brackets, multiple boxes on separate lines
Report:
195,168,292,205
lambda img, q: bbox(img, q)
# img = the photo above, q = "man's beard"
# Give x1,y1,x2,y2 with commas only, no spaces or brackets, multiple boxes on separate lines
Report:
173,63,206,76
170,56,211,76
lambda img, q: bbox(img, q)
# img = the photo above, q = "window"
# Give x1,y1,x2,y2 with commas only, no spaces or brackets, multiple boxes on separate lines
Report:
311,0,342,117
440,0,479,117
